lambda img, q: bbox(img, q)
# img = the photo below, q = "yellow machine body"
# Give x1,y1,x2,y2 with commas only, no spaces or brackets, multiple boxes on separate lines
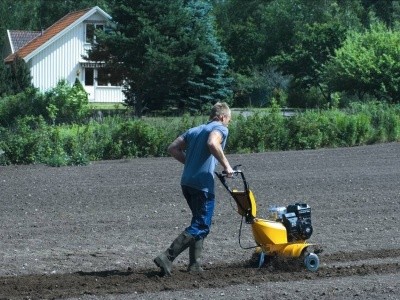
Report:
252,218,309,257
232,189,257,219
231,189,310,258
252,218,287,244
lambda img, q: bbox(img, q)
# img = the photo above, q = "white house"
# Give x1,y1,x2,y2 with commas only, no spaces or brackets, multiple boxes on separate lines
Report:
3,6,125,103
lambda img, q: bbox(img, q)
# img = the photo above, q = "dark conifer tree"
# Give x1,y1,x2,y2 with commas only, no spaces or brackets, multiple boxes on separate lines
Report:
88,0,232,116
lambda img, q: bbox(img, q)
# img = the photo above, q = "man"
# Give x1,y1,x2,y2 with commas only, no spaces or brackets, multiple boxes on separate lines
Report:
154,102,234,276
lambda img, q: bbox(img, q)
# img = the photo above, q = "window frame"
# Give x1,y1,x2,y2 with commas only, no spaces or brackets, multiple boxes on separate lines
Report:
85,23,105,44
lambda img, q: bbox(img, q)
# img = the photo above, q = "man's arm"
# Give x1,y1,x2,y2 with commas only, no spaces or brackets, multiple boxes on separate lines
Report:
207,130,233,175
167,136,186,164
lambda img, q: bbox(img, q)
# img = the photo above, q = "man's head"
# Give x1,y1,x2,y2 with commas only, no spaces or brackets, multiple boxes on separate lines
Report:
210,102,231,126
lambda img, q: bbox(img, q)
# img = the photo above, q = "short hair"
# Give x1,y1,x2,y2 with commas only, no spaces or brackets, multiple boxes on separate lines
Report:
210,102,231,120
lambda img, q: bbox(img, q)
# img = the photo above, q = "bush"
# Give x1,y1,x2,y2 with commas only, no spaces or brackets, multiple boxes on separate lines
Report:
110,120,164,158
0,116,49,164
287,111,323,150
227,113,264,153
0,80,90,127
263,100,290,151
349,101,400,143
227,105,289,153
317,109,373,147
45,79,90,124
0,88,47,127
0,101,399,166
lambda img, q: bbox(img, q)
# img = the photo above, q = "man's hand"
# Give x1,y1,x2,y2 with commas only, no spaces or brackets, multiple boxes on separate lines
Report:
224,166,234,177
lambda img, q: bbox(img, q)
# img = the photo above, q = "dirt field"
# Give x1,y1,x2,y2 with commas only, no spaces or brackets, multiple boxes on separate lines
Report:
0,142,399,299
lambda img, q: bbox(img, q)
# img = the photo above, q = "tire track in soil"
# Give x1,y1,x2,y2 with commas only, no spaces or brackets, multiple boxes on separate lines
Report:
0,248,399,299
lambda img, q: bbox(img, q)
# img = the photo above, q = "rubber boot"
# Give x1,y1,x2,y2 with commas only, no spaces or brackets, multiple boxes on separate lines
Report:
187,238,204,273
154,231,194,276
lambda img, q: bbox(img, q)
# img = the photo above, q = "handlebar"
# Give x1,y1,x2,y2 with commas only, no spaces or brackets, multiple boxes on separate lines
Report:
215,164,242,178
215,165,249,193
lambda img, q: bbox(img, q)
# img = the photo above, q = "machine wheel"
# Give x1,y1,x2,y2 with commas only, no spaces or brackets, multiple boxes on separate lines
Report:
304,252,319,272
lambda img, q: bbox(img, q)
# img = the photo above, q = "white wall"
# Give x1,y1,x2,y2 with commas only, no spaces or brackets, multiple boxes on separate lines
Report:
27,12,125,103
29,23,84,92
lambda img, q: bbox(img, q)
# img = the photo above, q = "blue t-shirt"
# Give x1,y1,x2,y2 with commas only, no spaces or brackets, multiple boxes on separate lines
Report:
180,121,228,195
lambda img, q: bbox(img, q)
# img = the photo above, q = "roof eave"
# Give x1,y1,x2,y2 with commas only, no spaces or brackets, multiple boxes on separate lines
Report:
7,30,15,53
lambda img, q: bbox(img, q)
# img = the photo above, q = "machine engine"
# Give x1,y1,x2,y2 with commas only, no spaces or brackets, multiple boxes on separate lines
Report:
282,203,313,242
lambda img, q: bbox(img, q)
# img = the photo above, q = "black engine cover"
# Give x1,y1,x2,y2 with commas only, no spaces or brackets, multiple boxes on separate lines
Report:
282,203,313,241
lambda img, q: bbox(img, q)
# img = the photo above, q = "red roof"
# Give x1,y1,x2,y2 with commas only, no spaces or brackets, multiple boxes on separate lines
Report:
5,7,91,63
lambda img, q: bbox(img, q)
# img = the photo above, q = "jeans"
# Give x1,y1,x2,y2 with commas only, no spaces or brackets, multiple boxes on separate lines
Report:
181,185,215,240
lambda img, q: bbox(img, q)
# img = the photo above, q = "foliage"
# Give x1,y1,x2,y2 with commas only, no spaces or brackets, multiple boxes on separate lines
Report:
227,101,289,153
231,67,290,108
323,21,400,103
0,80,90,126
3,0,400,110
0,102,399,166
273,21,347,106
0,116,49,165
349,101,400,142
215,0,296,71
215,0,364,107
0,0,116,33
44,79,90,124
287,111,324,150
88,0,232,116
0,57,32,97
0,88,47,127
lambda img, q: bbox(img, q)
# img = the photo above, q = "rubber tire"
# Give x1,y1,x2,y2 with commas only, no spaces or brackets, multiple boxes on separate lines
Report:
304,252,319,272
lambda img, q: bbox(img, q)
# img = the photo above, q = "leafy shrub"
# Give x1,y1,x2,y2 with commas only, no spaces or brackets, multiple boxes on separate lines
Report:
110,120,162,158
263,100,290,150
0,80,90,127
45,79,90,124
227,113,262,153
228,105,289,153
349,101,400,143
1,116,49,164
287,111,323,150
0,101,399,166
0,88,47,127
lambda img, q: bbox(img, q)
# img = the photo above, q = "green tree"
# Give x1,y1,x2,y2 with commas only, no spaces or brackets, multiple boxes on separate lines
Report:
214,0,298,107
361,0,396,28
323,21,400,103
0,62,11,96
214,0,363,107
273,21,347,107
179,0,232,113
214,0,295,72
0,57,32,96
88,0,232,116
0,0,40,32
8,56,33,94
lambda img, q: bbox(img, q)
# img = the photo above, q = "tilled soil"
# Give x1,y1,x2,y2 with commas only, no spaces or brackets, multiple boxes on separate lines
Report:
0,143,399,299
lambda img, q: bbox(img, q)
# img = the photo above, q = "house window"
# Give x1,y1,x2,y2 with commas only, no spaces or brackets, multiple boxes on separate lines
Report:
85,68,94,86
84,67,122,86
86,23,104,43
97,68,122,86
